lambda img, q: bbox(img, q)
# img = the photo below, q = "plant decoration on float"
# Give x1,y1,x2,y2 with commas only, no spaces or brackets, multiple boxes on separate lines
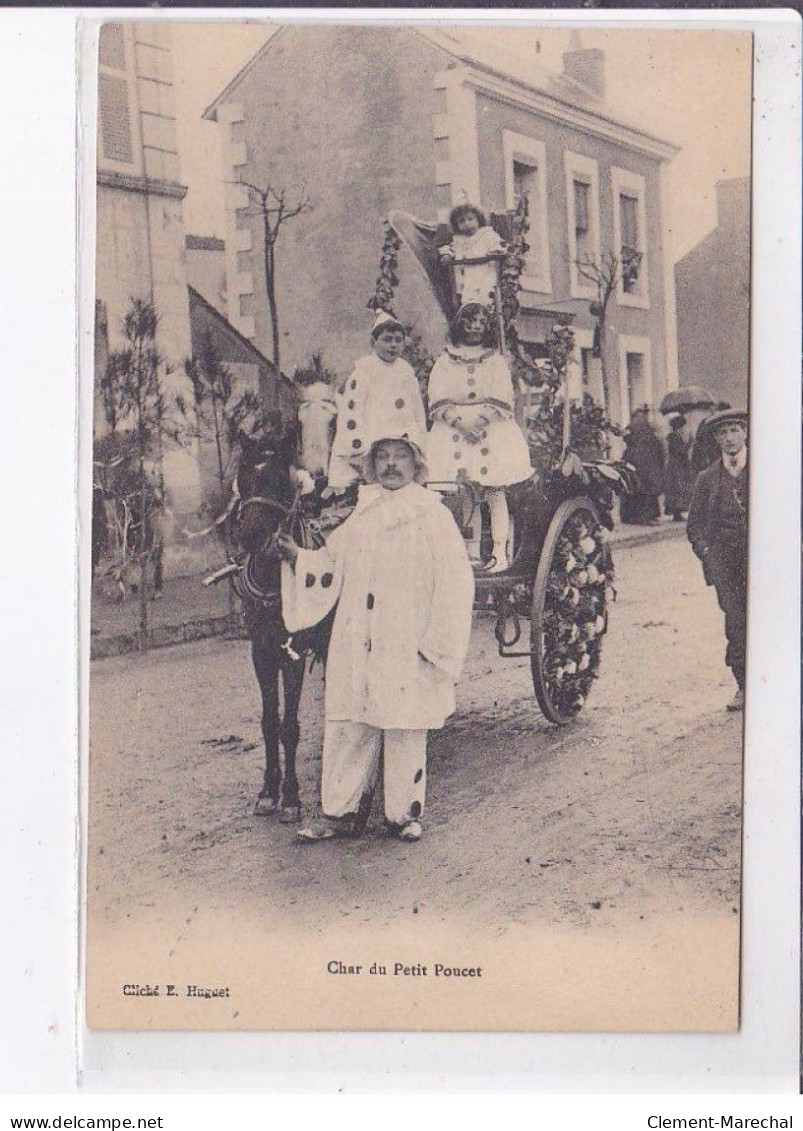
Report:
542,511,612,714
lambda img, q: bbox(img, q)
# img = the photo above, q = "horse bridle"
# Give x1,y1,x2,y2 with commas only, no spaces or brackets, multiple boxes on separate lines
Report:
234,483,304,607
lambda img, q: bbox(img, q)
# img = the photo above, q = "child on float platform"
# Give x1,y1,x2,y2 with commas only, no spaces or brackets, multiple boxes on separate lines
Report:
427,303,532,573
327,312,427,492
439,202,506,308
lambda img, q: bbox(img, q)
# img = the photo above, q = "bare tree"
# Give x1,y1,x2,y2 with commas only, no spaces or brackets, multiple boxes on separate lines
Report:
575,249,643,413
239,180,312,372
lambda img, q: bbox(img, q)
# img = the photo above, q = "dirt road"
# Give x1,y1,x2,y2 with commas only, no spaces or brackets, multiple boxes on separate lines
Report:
88,537,742,940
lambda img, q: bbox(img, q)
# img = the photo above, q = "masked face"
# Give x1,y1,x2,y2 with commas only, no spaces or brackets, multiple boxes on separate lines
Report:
373,328,406,363
714,423,747,457
372,440,417,490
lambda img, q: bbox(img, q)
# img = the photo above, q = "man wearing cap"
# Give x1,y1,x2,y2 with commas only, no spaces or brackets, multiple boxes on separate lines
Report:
327,311,427,492
277,433,475,841
687,410,748,711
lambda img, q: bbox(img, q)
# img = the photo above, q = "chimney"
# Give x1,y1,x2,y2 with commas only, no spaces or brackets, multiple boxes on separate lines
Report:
562,32,606,100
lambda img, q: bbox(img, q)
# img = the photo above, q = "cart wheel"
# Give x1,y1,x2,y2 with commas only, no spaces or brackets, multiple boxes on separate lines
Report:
531,497,611,724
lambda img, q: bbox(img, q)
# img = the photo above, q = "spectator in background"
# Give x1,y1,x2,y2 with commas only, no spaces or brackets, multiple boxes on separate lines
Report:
690,400,732,476
664,415,693,521
687,410,748,712
621,407,665,526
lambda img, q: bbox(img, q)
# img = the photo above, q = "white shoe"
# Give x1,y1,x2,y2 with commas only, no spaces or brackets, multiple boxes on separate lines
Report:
482,553,509,575
397,820,422,842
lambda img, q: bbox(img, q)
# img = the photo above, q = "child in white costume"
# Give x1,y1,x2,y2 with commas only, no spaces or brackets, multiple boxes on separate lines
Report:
439,203,506,307
327,312,427,491
427,303,532,573
278,435,474,842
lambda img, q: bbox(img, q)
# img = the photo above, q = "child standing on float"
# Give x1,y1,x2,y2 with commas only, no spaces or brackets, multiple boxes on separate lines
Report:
427,303,532,573
438,203,506,307
327,311,427,492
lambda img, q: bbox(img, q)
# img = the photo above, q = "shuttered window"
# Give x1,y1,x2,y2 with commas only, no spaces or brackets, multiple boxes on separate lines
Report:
98,72,133,164
620,194,639,254
99,23,126,70
513,159,544,281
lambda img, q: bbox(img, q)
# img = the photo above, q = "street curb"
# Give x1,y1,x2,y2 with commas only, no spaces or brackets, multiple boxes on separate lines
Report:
89,522,687,661
610,521,688,551
90,613,247,661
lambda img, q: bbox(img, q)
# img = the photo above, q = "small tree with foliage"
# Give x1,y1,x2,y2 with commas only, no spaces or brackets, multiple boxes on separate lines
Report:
97,299,170,649
292,351,339,389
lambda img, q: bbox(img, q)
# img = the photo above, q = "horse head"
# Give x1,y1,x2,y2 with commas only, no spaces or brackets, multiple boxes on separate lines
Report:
297,381,337,480
234,423,300,556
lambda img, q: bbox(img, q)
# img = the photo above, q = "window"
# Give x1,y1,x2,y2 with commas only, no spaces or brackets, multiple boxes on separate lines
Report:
574,179,591,262
94,299,109,378
611,167,650,308
571,328,607,413
99,23,126,70
98,23,135,167
98,74,133,164
503,131,551,294
564,152,601,299
617,334,653,425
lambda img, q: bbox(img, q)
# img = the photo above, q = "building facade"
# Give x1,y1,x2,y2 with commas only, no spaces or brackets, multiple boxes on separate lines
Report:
95,20,199,509
206,25,680,426
675,178,750,410
95,23,297,523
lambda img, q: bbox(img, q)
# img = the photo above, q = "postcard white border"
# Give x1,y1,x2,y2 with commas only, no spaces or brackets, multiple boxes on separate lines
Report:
0,5,799,1095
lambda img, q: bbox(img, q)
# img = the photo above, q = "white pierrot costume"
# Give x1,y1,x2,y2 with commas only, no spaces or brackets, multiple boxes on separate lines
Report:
451,225,505,305
426,344,533,489
283,477,474,729
282,437,474,825
327,312,427,490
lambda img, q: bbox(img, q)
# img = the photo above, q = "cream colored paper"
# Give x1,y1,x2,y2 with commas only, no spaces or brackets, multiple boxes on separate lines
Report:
86,21,751,1033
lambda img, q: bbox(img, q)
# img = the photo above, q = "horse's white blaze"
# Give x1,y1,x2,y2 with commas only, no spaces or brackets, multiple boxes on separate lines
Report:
297,381,337,478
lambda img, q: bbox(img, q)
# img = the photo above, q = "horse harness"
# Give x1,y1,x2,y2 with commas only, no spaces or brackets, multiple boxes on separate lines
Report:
233,484,323,662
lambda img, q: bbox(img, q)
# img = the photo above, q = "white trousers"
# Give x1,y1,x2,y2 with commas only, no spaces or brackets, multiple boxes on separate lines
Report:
322,722,428,826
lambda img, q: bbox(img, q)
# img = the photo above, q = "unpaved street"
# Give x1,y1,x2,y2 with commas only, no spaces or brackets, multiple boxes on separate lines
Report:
88,536,742,940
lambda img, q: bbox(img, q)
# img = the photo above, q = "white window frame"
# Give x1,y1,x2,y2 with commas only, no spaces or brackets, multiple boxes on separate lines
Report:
565,151,601,300
502,130,551,295
570,326,598,407
611,166,650,310
618,334,653,427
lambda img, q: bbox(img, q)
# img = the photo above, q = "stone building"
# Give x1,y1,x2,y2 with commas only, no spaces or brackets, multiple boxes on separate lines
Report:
675,177,750,410
95,23,297,521
205,25,680,426
95,20,198,508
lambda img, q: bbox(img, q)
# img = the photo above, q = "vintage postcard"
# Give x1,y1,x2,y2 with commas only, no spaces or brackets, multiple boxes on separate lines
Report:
84,19,752,1032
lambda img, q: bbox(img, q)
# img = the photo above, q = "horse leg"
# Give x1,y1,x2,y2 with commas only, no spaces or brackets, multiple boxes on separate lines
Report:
252,640,282,816
278,655,305,823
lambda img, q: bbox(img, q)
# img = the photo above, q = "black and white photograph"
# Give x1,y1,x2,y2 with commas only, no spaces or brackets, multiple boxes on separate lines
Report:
85,19,752,1032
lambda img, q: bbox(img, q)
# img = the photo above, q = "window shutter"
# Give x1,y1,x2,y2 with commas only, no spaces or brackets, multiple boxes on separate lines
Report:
98,72,133,164
620,194,639,252
99,23,126,70
574,180,590,234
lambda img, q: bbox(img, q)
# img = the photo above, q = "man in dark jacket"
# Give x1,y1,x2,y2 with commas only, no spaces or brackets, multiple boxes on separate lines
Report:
687,410,748,712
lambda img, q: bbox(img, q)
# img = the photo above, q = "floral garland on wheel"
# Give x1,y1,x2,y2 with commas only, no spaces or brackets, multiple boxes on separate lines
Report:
541,510,611,715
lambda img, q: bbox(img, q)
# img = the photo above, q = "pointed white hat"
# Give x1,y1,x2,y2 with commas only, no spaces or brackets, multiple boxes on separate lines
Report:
371,309,405,338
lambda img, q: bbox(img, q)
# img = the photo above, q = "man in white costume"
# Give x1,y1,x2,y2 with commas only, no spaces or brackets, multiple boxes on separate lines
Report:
277,434,474,842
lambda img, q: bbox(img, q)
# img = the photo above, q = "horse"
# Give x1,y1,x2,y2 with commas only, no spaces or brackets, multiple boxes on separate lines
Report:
296,381,338,482
230,424,331,823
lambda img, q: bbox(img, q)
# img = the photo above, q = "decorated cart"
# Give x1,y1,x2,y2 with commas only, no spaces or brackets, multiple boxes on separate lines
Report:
370,197,634,724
